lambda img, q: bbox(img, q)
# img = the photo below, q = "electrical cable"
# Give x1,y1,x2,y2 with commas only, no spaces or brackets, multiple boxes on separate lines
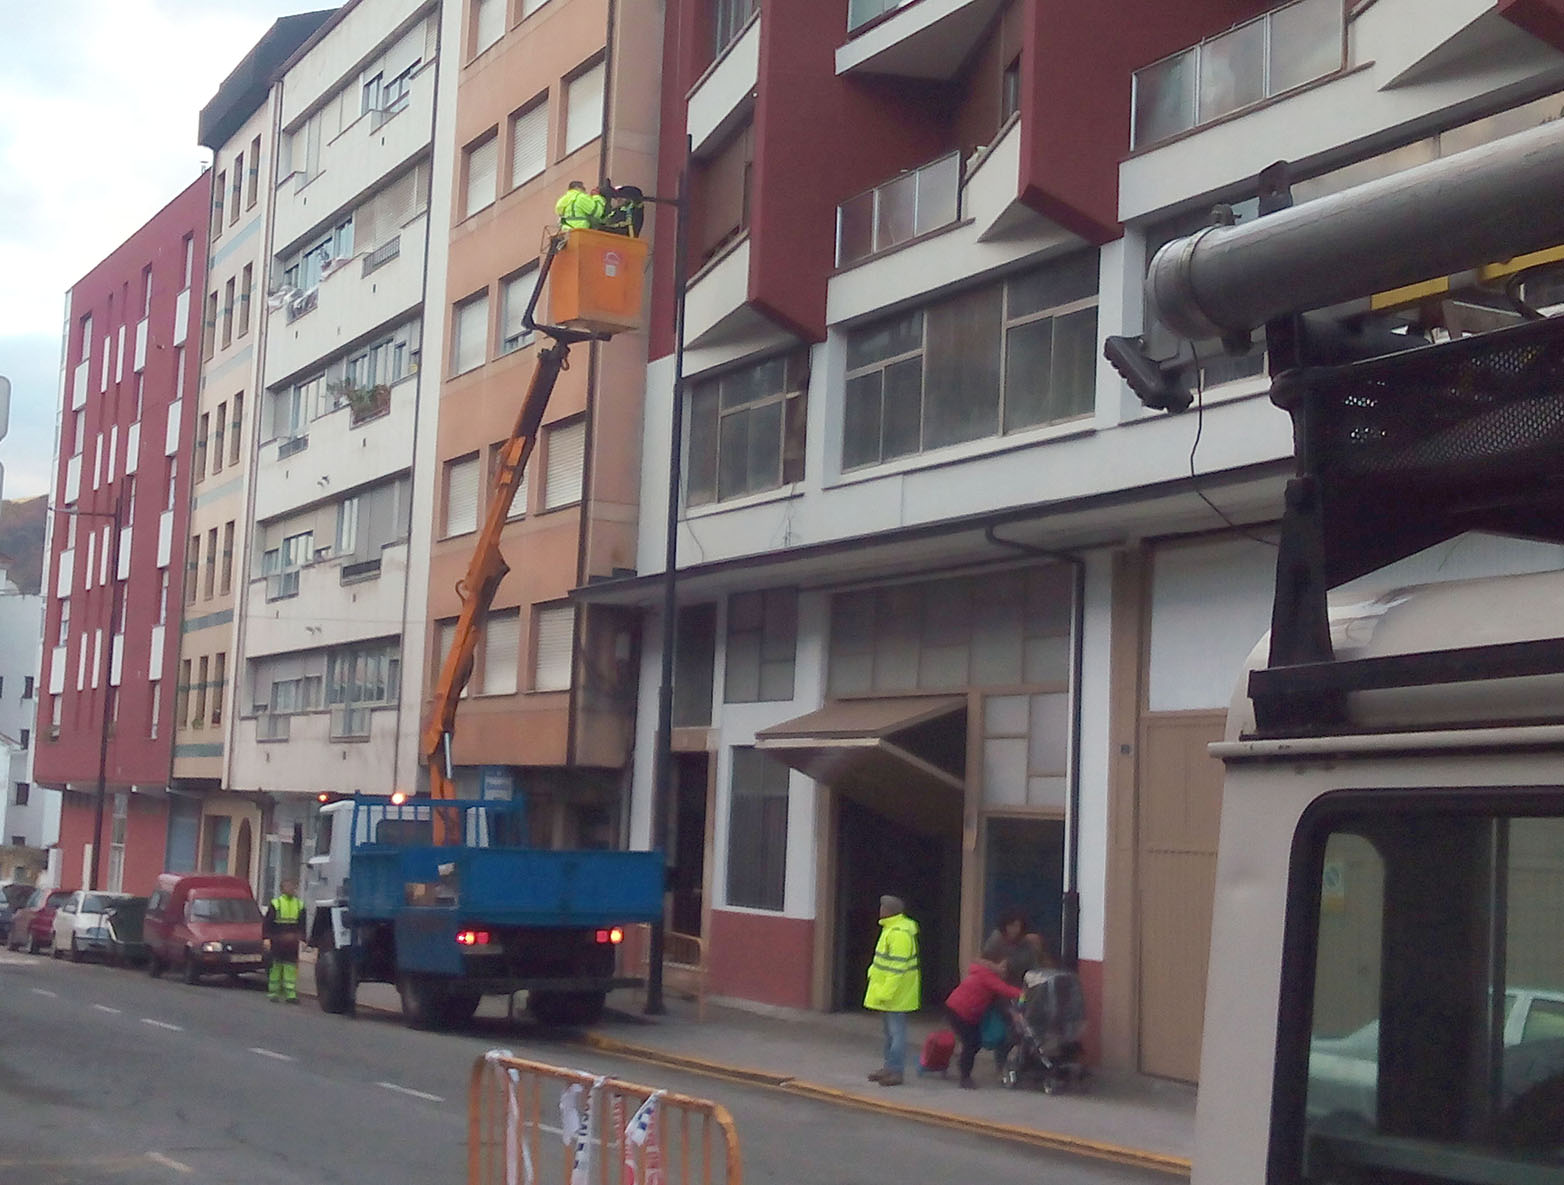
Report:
1187,341,1279,549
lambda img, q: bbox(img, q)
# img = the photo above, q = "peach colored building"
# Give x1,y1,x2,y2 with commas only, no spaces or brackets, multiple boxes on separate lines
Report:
417,0,662,844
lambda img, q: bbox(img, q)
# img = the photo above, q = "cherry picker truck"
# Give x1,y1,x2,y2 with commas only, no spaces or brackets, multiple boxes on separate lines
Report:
307,226,661,1030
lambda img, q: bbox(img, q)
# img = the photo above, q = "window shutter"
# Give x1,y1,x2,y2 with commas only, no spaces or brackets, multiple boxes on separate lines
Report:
444,454,480,536
543,419,585,510
533,605,574,691
474,0,504,56
510,101,548,188
564,62,605,156
481,609,521,695
465,136,498,218
502,268,538,351
453,294,489,374
521,0,551,15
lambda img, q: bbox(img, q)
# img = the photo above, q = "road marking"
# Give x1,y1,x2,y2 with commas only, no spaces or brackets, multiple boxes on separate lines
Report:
141,1018,183,1031
93,1004,122,1014
30,987,57,998
376,1081,445,1103
146,1151,193,1174
249,1047,294,1062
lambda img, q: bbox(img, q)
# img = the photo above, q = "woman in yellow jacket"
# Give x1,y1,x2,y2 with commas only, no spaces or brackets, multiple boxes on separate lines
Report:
865,894,920,1086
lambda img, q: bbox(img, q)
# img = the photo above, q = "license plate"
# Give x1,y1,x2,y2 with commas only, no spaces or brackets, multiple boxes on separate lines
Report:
231,954,264,963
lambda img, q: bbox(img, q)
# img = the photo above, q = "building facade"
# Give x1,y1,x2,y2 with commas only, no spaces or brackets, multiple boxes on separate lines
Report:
38,176,210,893
409,0,661,841
225,0,448,881
603,0,1564,1082
0,563,49,850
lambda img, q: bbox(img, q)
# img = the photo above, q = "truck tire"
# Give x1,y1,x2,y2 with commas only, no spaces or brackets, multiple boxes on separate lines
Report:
441,989,482,1027
397,974,447,1030
529,990,607,1027
148,950,164,978
316,948,357,1016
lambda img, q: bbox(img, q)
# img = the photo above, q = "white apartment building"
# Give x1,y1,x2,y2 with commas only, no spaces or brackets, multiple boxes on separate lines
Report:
227,0,447,863
609,0,1564,1081
0,565,49,849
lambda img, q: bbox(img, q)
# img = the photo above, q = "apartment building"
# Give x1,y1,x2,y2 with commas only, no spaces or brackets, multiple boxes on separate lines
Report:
0,562,49,849
408,0,661,840
593,0,1564,1079
226,0,447,867
38,176,209,892
180,12,335,897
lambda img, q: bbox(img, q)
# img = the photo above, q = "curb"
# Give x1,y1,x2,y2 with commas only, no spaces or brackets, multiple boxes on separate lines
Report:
577,1032,1191,1178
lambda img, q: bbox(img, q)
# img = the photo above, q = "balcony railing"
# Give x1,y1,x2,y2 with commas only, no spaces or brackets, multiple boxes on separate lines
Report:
265,569,301,601
278,434,309,459
285,289,318,323
836,152,961,268
340,557,383,584
362,236,401,276
1132,0,1345,149
848,0,911,33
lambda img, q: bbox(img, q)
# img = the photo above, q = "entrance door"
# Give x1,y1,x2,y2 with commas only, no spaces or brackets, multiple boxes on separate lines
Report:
234,819,253,886
982,817,1066,962
670,753,709,936
1137,710,1225,1081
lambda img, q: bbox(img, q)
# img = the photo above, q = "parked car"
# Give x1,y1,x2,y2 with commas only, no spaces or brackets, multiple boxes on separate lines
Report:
144,874,266,984
0,881,35,945
7,888,74,954
51,891,130,962
104,896,150,967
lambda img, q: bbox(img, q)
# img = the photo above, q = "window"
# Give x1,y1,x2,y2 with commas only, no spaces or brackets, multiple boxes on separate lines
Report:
194,412,209,479
836,153,960,267
229,392,243,466
481,609,521,695
211,653,226,726
212,172,226,238
238,265,252,337
842,252,1098,470
500,266,539,354
463,133,499,218
509,98,548,190
157,572,169,625
182,236,194,288
543,419,585,510
229,159,243,225
471,0,504,58
443,452,481,537
133,374,144,420
246,135,261,207
185,534,200,604
140,267,153,318
281,218,354,293
210,402,226,474
326,641,400,739
271,375,319,441
16,729,26,752
13,782,28,806
193,656,209,725
220,521,234,594
452,292,489,374
726,747,788,911
263,530,312,599
521,0,551,14
693,120,754,263
564,61,605,157
724,589,797,702
687,352,807,506
204,526,218,599
165,456,178,510
203,291,218,360
107,791,127,892
1132,0,1345,148
149,680,159,738
336,496,359,557
712,0,756,54
176,659,191,726
533,604,574,691
22,676,33,700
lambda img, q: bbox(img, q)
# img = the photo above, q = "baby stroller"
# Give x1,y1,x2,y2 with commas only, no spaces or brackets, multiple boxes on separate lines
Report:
1000,968,1089,1093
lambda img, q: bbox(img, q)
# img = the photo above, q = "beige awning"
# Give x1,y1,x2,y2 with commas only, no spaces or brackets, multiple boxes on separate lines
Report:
753,695,967,795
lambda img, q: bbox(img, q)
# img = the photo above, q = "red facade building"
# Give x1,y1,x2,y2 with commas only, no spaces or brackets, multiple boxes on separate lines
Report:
37,175,208,893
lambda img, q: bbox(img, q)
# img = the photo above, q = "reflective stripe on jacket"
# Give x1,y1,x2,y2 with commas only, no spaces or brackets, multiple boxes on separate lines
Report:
863,913,920,1012
267,895,303,932
555,189,604,228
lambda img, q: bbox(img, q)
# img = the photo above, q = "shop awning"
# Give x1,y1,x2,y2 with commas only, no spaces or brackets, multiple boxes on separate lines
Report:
753,695,967,796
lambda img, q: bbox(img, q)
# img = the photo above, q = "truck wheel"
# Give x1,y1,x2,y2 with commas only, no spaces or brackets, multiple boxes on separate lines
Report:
317,948,357,1016
397,974,447,1030
148,951,164,978
182,950,201,985
529,991,606,1026
440,989,482,1026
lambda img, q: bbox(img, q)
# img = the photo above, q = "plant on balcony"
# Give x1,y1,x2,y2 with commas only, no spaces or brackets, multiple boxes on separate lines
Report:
327,380,393,426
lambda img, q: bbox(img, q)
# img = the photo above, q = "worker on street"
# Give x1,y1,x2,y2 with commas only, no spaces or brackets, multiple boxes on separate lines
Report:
865,894,920,1086
264,879,305,1003
556,179,604,229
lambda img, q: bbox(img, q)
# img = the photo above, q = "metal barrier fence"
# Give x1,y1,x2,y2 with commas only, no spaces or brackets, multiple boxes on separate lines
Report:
469,1050,742,1185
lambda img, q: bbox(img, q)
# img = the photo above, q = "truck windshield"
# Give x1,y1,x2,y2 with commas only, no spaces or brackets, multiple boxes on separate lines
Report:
189,896,261,923
1289,799,1564,1182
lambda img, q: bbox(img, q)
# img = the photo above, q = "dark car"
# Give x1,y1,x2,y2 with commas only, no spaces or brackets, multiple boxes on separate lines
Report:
0,882,35,946
104,896,150,967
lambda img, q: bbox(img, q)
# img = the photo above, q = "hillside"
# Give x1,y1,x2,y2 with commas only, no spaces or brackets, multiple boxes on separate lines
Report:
0,496,47,594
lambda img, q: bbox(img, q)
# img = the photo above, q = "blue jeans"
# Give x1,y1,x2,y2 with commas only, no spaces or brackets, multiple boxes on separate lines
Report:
881,1010,908,1075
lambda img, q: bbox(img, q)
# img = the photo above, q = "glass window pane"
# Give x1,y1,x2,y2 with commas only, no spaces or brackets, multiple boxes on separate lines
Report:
716,405,750,501
881,357,924,460
1028,693,1069,772
1024,634,1071,684
924,286,1001,449
1026,777,1068,809
982,738,1027,806
729,590,763,632
724,629,760,702
838,191,875,266
1003,318,1053,433
875,172,918,252
744,399,783,495
685,385,718,507
914,155,959,237
759,591,797,661
1134,47,1196,148
1269,0,1344,95
1198,19,1265,122
984,694,1029,735
843,372,883,470
1008,252,1099,319
1049,306,1098,422
757,659,794,701
847,311,922,370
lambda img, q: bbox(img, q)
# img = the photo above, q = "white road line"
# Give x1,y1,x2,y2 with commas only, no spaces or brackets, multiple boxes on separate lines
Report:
145,1151,193,1174
93,1004,121,1014
248,1047,294,1062
30,988,57,998
141,1018,183,1032
375,1081,445,1103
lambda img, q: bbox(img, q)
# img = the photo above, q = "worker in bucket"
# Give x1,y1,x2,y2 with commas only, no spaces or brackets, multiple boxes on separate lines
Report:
556,180,604,230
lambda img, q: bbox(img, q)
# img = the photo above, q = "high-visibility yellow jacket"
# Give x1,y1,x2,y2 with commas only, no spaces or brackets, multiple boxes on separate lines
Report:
863,912,920,1012
556,188,605,228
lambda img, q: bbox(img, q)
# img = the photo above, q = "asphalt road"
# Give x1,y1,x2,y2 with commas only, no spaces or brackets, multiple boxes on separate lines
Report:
0,949,1170,1185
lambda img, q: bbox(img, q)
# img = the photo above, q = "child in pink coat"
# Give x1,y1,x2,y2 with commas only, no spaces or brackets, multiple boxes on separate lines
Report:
943,961,1023,1088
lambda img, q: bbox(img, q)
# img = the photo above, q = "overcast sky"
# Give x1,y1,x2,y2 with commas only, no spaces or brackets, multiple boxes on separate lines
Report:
0,1,322,500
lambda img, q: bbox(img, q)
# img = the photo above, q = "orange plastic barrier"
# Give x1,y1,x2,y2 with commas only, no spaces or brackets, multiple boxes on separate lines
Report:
547,228,648,335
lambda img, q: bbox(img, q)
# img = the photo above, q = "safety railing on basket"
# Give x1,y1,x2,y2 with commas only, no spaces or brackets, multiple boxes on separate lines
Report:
469,1051,742,1185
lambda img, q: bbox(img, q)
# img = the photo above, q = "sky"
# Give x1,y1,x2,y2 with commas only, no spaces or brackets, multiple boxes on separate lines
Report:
0,1,323,500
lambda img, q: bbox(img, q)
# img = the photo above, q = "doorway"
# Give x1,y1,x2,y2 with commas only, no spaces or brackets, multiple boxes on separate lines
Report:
234,818,253,886
982,817,1065,961
670,753,709,937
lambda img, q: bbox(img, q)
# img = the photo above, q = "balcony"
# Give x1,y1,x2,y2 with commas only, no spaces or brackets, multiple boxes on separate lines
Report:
277,434,309,460
362,235,400,276
688,16,760,157
340,557,382,584
285,289,318,323
256,712,291,742
330,704,371,741
72,359,89,410
836,152,961,268
173,288,190,347
838,0,1006,80
266,569,301,601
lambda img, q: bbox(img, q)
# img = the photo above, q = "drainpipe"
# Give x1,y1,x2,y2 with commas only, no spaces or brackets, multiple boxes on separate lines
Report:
983,525,1085,970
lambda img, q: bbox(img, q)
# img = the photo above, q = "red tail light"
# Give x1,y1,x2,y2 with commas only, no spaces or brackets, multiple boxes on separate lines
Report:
456,930,492,946
594,927,625,945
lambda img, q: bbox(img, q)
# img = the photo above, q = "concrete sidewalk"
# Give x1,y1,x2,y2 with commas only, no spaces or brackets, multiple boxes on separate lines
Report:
297,951,1195,1175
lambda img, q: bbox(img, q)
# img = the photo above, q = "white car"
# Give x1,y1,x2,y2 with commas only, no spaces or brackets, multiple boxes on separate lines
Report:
51,891,130,962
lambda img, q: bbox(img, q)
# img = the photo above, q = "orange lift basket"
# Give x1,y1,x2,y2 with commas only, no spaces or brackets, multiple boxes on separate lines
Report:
546,227,648,335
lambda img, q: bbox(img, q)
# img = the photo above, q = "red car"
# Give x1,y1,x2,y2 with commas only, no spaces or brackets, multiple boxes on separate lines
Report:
6,888,75,954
